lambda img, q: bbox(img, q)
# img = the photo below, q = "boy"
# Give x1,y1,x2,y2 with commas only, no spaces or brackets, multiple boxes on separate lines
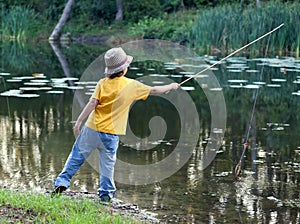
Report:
52,47,179,202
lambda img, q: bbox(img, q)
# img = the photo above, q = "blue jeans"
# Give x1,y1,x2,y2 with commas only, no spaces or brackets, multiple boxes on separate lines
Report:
54,126,119,198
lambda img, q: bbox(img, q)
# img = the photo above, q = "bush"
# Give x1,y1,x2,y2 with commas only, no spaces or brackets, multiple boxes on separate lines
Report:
124,0,162,23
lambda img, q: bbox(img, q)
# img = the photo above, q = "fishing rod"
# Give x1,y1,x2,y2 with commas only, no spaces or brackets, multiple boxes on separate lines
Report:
176,23,285,177
179,23,284,86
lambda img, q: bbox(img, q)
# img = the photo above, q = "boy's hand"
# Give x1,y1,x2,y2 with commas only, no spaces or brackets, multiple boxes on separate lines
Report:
73,121,81,135
170,83,180,90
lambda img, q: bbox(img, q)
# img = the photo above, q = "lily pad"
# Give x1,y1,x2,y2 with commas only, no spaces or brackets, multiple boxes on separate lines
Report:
165,67,177,71
1,89,40,98
0,72,11,76
271,78,286,82
227,69,243,73
253,81,266,85
228,79,248,83
16,94,40,98
246,69,260,73
164,62,179,66
267,84,281,88
74,81,98,85
39,87,52,91
244,84,260,89
293,80,300,84
24,82,47,86
229,85,244,88
31,79,50,83
46,90,64,94
19,87,41,91
66,86,85,90
6,79,22,83
152,81,165,84
12,76,34,80
129,67,140,70
170,74,183,78
149,74,167,77
0,89,22,97
210,88,223,91
181,86,195,91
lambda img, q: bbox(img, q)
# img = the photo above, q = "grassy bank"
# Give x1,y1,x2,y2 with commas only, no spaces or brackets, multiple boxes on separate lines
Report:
1,1,299,56
0,188,139,223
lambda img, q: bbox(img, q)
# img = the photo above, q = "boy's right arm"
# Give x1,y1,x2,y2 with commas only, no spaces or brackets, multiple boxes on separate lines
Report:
150,83,180,95
73,98,98,135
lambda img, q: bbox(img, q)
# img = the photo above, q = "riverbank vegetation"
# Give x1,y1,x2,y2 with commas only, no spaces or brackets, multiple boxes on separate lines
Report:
0,188,139,223
0,0,299,56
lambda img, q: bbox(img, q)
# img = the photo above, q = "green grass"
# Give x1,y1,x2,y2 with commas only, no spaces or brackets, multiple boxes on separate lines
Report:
0,189,138,223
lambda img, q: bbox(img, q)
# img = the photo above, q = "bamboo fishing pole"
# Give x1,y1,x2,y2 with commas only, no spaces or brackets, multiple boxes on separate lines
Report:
178,23,284,178
179,23,284,86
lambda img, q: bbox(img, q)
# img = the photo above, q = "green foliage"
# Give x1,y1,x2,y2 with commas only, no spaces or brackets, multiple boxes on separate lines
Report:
71,0,116,24
124,0,162,23
189,1,300,55
0,0,299,57
0,5,37,40
129,16,166,39
129,11,195,43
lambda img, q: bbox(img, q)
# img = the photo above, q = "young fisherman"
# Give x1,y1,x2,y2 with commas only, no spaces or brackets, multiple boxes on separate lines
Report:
53,47,179,202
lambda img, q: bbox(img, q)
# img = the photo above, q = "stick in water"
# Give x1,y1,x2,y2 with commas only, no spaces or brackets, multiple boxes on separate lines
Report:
180,23,284,86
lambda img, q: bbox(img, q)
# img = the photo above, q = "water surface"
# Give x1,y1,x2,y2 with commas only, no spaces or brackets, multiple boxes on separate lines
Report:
0,41,300,223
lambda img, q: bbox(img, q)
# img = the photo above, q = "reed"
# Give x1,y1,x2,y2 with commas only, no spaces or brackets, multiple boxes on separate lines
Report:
190,2,300,56
0,6,36,41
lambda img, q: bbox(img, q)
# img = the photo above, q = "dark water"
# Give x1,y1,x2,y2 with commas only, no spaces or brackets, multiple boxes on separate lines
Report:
1,40,300,223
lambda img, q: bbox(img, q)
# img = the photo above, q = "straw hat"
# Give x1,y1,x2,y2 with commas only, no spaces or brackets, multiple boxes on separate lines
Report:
104,47,133,75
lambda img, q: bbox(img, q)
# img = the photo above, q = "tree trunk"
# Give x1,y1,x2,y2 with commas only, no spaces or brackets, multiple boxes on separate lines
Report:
115,0,123,23
256,0,261,7
49,0,75,41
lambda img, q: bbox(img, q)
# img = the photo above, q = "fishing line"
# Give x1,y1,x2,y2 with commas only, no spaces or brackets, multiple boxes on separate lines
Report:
0,76,11,119
179,23,284,86
234,28,273,179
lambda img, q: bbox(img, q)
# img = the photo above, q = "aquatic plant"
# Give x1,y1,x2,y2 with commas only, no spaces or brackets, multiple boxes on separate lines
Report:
0,6,36,41
189,2,300,56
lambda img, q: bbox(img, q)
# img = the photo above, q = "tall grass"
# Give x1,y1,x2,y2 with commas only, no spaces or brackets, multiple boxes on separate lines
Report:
0,5,36,41
189,2,300,56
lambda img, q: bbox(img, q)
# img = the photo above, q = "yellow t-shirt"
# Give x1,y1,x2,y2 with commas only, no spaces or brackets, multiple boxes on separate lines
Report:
86,76,151,135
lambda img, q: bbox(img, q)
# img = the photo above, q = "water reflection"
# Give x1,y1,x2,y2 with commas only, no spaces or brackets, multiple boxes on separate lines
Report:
0,41,300,223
